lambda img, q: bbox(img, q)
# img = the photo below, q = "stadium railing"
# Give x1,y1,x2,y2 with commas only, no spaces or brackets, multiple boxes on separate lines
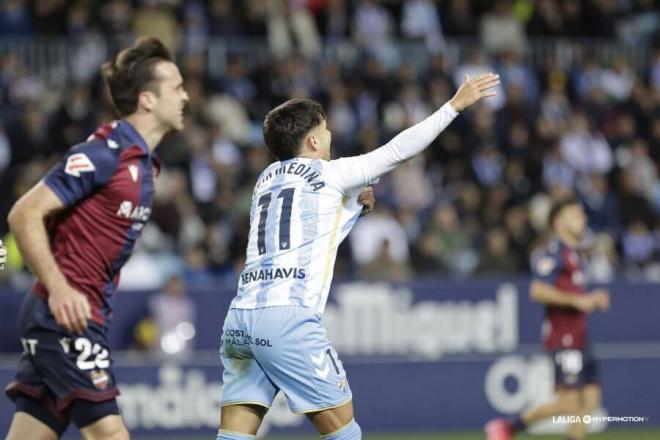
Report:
0,36,652,84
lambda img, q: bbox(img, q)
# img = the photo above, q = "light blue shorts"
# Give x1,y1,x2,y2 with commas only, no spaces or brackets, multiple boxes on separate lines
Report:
219,306,352,413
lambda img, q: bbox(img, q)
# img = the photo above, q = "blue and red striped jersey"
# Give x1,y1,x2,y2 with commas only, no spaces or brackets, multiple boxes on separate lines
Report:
33,120,160,328
533,238,588,350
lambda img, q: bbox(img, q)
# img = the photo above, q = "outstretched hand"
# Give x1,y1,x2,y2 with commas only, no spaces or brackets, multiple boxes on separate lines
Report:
449,73,500,112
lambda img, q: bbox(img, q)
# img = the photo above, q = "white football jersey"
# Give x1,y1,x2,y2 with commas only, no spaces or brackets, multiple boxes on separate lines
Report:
230,158,367,313
230,102,458,314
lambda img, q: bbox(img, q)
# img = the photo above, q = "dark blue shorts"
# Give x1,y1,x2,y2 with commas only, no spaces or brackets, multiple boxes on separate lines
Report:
552,349,599,389
5,292,120,434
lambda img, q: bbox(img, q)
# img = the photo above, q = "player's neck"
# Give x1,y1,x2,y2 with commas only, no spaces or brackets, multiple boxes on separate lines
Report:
123,115,167,153
296,151,322,160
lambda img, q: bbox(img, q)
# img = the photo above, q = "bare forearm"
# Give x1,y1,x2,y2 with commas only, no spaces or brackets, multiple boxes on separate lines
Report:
8,208,67,290
530,281,578,308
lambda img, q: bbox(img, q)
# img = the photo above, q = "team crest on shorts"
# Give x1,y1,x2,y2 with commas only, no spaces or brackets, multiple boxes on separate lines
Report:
91,370,110,390
337,377,348,393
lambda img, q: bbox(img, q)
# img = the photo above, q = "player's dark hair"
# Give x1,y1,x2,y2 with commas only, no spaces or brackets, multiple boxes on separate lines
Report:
101,37,173,117
263,99,327,161
549,196,580,230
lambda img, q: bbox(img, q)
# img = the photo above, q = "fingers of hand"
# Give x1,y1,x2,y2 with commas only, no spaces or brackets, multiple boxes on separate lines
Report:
470,72,493,82
474,78,500,94
65,303,84,334
84,298,92,319
468,73,497,85
54,300,88,334
363,195,375,207
74,300,87,330
358,187,374,203
478,78,500,90
56,304,74,333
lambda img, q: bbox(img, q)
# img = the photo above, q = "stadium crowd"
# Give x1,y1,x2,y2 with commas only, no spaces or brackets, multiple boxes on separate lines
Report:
0,0,659,289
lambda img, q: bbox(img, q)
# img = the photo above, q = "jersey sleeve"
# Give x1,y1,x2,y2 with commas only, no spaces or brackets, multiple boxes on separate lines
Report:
532,249,563,285
324,102,458,193
44,141,119,207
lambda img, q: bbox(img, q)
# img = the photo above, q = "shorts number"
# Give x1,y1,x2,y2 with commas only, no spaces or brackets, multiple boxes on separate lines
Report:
75,338,110,370
555,350,583,375
256,188,295,255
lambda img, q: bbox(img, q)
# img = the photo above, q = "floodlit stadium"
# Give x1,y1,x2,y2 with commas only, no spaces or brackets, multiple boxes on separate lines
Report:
0,1,659,439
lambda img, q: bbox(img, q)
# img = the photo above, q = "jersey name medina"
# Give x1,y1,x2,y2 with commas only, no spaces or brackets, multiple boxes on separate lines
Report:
231,102,461,313
533,238,588,350
231,158,365,314
34,120,160,328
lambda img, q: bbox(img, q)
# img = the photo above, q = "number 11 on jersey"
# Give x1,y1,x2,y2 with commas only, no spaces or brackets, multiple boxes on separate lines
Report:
257,188,295,255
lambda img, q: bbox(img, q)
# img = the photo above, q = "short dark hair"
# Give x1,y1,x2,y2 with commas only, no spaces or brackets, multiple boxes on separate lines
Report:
548,195,580,230
263,99,326,161
101,37,173,117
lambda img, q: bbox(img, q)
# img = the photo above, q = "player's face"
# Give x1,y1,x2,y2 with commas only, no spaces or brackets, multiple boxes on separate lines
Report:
152,61,189,131
560,204,587,238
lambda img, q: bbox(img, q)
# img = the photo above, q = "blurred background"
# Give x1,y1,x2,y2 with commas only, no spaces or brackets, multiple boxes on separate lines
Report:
0,0,659,438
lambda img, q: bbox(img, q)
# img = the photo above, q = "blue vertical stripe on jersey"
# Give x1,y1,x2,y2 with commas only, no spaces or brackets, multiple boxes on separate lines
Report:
289,159,321,306
109,150,153,304
100,278,115,330
255,162,288,307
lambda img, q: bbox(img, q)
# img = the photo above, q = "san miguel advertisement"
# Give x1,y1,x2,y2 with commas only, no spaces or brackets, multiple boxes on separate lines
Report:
1,280,659,437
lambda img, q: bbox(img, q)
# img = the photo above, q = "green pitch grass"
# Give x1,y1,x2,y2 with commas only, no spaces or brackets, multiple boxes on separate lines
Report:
136,429,660,439
266,431,660,440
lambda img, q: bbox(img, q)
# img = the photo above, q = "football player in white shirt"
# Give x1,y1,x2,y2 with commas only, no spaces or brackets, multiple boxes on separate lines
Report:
217,73,499,440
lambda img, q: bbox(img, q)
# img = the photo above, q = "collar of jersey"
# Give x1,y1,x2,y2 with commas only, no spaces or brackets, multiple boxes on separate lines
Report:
117,119,149,155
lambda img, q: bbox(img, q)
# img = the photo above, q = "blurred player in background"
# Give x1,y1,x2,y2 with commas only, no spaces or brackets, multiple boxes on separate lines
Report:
486,197,610,440
0,239,6,271
217,73,499,440
4,37,188,440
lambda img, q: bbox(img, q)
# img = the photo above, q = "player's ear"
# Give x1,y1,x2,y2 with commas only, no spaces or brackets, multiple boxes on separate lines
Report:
138,91,157,112
306,134,319,152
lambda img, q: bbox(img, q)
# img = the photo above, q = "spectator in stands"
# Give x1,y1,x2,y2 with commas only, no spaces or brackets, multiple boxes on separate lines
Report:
352,0,393,62
0,0,32,35
622,220,656,275
580,173,620,234
477,227,519,274
0,0,657,285
480,0,527,54
350,205,410,273
418,204,478,276
400,0,445,54
560,112,613,176
148,275,197,358
358,239,411,282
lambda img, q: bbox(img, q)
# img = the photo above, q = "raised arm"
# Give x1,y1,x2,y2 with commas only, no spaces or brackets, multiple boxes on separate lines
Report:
326,73,500,192
8,182,92,334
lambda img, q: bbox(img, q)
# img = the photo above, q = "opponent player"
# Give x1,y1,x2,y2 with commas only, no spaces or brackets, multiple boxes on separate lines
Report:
486,197,610,440
4,37,188,440
216,73,499,440
0,238,6,271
